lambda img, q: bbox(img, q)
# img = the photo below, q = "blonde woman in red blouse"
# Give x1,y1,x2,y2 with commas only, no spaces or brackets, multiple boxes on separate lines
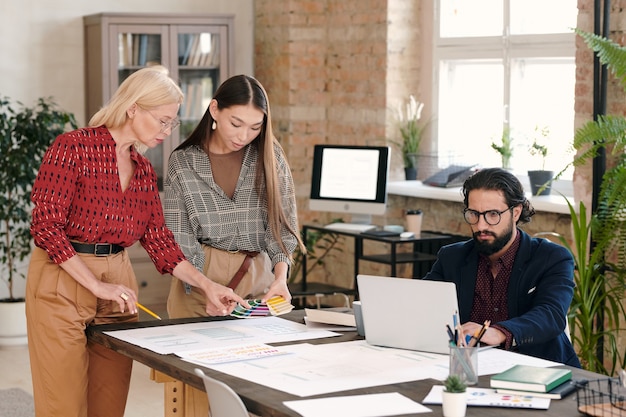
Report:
26,66,246,417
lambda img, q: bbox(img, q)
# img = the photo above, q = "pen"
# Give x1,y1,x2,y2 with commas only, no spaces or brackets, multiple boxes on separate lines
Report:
467,326,482,347
469,320,490,347
475,320,491,345
136,302,162,320
446,324,455,343
456,324,466,347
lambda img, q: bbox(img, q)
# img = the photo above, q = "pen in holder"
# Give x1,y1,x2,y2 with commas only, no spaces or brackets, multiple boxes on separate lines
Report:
449,344,478,386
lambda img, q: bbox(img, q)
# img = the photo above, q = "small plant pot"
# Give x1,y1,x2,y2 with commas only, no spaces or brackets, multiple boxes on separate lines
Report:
441,391,467,417
0,300,27,347
404,166,417,181
528,170,554,196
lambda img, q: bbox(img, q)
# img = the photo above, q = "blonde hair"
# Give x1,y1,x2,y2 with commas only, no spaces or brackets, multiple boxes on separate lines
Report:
89,65,183,129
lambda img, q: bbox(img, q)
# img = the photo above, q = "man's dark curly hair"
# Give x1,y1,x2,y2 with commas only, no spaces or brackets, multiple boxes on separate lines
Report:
462,168,535,225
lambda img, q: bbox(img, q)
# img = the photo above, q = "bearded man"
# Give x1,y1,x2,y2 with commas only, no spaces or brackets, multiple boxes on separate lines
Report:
423,167,580,367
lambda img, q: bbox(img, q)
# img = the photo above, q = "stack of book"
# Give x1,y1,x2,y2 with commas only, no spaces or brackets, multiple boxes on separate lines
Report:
490,364,576,399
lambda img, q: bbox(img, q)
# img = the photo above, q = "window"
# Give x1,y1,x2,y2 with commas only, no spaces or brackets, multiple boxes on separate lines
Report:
432,0,577,179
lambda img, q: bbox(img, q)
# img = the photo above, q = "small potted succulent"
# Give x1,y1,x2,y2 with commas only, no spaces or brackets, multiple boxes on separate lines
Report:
442,374,467,417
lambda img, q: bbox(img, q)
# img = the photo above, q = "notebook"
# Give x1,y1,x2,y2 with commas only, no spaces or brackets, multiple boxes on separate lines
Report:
356,274,459,354
490,365,572,392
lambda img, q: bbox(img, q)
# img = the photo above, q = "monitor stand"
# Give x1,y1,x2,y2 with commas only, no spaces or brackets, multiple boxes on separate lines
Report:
351,213,373,225
324,214,376,233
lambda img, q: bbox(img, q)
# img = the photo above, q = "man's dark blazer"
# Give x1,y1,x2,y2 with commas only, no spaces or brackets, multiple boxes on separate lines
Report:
424,229,581,367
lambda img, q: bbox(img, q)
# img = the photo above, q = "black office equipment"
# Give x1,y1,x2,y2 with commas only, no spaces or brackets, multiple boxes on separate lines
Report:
360,229,401,237
423,165,477,188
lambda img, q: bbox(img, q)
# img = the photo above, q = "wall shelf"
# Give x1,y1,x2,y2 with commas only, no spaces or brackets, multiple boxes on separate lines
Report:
387,180,572,215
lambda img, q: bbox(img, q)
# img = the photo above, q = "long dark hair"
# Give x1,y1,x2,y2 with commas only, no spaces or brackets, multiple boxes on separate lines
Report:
175,74,305,255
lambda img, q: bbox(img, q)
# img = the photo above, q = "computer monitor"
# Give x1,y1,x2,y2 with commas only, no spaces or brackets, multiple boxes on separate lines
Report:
309,144,390,225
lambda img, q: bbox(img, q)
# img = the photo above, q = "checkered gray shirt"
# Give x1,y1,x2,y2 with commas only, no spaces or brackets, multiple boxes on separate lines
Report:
163,143,298,272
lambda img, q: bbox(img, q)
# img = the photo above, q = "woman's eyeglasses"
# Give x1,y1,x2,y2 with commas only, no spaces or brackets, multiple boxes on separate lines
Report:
144,109,180,133
463,206,514,226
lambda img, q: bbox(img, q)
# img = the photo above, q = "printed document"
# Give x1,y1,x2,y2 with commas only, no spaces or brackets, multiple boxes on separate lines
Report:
103,316,339,355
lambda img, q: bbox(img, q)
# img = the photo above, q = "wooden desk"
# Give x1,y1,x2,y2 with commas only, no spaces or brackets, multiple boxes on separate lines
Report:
87,311,597,417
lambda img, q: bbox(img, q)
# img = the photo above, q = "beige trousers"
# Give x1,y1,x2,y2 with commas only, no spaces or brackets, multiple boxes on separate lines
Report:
25,247,138,417
168,245,274,318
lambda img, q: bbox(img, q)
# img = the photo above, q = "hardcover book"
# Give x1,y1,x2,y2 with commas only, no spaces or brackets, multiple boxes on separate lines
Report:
495,380,577,399
490,365,572,393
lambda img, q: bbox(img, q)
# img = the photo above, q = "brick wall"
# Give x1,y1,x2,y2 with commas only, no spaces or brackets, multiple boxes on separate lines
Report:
254,0,424,285
254,0,422,220
574,0,626,205
255,0,626,282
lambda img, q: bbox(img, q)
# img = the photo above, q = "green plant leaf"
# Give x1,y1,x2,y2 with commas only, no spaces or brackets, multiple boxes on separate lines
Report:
0,97,77,300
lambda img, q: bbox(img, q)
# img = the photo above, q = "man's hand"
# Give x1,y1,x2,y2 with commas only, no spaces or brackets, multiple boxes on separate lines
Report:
462,321,505,346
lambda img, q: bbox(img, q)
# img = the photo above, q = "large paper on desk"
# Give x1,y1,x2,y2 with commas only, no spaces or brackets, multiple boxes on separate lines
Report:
205,340,449,397
201,341,564,397
103,316,339,355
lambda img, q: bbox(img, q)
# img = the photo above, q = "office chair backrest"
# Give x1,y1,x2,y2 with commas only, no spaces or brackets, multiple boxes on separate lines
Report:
194,368,249,417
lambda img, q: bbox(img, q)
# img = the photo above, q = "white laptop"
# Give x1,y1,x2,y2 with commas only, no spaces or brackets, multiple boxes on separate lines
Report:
356,274,459,354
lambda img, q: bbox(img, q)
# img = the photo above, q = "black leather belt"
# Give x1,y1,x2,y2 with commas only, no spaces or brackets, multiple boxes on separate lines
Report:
71,242,124,256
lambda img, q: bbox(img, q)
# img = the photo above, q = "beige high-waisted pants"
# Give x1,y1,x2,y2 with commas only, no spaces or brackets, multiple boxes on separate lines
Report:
167,245,274,318
25,247,138,417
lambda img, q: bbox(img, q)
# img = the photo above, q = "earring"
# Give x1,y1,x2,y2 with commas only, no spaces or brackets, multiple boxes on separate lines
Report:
211,120,217,130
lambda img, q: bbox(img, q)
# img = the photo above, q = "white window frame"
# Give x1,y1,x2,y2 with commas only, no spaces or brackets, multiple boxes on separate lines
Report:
422,0,576,196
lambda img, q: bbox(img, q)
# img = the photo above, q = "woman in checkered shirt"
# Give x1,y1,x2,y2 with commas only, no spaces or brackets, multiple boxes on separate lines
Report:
165,74,306,318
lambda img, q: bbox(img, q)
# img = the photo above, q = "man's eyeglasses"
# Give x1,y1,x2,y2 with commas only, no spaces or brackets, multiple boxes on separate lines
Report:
463,206,515,226
144,109,180,133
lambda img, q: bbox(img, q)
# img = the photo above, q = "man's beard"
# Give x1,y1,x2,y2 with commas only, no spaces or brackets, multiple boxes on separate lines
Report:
473,221,514,256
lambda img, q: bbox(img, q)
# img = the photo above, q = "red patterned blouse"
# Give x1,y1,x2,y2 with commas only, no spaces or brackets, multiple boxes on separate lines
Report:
30,126,185,274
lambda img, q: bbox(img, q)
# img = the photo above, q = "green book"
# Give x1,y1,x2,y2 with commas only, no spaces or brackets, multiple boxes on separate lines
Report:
490,365,572,393
495,380,577,399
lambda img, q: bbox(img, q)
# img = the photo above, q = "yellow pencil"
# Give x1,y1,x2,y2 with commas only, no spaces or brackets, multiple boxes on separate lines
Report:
136,302,162,320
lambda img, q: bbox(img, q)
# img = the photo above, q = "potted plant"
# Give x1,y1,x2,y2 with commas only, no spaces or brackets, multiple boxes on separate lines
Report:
549,199,625,375
0,96,76,346
528,126,554,196
395,95,425,180
288,222,343,285
441,374,467,417
553,29,626,375
491,126,513,170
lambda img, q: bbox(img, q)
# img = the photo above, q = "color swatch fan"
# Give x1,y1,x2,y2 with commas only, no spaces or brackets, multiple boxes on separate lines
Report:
230,296,294,318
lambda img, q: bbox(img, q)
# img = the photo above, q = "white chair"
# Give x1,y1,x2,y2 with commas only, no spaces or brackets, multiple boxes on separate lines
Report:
194,368,249,417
